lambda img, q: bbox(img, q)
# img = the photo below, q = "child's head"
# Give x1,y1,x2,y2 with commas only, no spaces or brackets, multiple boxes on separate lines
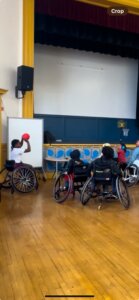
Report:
120,143,126,152
102,146,114,159
136,140,139,147
70,149,81,160
11,139,21,149
103,143,111,147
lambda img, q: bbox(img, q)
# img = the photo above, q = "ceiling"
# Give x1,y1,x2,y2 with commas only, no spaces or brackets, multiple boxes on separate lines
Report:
76,0,139,15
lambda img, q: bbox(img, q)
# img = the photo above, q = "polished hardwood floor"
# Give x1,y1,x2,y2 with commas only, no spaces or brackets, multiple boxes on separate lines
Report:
0,180,139,300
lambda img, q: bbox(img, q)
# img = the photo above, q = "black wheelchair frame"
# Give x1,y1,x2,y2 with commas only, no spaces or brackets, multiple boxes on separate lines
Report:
0,160,39,200
53,162,131,209
123,164,139,187
53,162,89,203
80,170,130,209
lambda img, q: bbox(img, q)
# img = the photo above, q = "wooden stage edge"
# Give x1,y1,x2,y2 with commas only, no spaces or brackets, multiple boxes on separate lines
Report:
44,143,136,149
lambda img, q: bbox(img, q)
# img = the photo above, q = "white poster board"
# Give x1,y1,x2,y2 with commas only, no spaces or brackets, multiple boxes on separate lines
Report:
8,118,43,168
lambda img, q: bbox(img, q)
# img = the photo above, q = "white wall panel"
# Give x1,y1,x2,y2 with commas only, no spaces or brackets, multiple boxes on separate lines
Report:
34,45,138,119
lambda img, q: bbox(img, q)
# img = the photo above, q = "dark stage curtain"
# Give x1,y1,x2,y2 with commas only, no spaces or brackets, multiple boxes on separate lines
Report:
35,15,139,59
35,0,139,34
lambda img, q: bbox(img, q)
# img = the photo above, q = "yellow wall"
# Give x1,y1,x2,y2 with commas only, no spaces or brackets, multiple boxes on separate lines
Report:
1,144,7,169
22,0,34,118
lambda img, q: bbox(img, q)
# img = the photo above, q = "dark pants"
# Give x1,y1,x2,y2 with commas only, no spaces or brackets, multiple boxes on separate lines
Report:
93,176,117,194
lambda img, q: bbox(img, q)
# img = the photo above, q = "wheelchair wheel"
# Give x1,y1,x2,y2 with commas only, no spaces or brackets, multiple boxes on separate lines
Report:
11,166,38,193
116,177,130,209
123,164,139,187
53,173,71,203
80,177,93,205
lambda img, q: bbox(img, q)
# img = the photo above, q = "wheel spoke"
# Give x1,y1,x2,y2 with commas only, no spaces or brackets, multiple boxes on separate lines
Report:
53,173,71,203
12,166,37,193
116,178,130,209
80,177,93,205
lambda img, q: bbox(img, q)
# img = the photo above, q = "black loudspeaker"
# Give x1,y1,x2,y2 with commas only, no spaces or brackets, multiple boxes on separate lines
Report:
44,131,55,143
17,65,34,91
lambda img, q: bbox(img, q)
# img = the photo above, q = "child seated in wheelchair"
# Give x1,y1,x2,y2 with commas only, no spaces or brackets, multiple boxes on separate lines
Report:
89,146,121,195
67,149,89,176
4,138,31,171
117,143,127,171
64,149,89,188
10,138,31,167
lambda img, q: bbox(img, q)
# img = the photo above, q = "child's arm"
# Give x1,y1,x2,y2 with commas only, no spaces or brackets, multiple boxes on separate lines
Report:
112,161,121,175
88,161,94,176
67,159,74,174
24,140,31,153
20,138,24,147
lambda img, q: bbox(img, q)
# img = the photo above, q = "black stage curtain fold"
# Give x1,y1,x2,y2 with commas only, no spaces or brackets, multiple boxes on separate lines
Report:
35,14,139,59
35,0,139,34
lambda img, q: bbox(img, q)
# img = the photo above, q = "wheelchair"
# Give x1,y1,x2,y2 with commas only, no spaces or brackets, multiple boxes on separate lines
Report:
53,163,89,203
123,164,139,187
80,168,130,209
0,160,38,196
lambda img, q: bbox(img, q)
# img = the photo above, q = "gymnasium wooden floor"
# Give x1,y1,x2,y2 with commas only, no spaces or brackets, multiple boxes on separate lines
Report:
0,180,139,300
